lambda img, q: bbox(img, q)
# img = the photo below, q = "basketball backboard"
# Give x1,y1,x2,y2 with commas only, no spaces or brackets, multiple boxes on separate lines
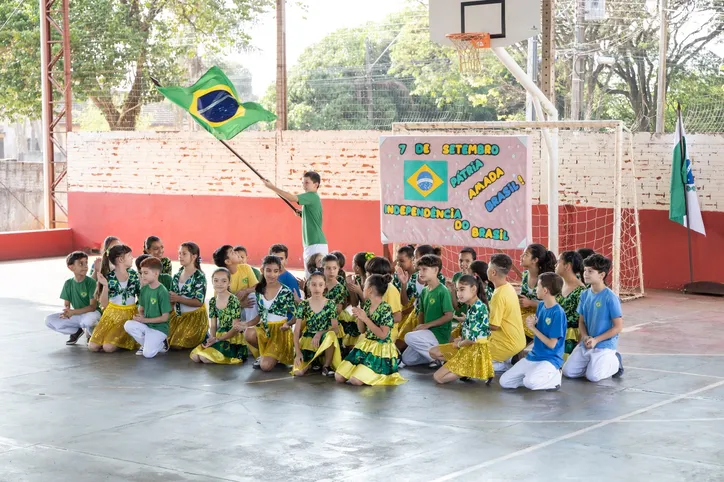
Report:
429,0,541,48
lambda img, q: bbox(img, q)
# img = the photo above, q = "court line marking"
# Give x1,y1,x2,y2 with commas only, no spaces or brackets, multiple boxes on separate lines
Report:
245,376,294,384
429,379,724,482
627,366,724,379
621,320,668,333
621,353,724,357
429,417,724,424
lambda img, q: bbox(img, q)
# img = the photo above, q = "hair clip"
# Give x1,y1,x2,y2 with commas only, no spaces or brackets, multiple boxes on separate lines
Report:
365,252,375,261
198,256,202,263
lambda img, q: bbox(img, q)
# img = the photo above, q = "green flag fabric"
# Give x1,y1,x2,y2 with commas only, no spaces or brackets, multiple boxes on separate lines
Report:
669,110,706,235
156,66,276,140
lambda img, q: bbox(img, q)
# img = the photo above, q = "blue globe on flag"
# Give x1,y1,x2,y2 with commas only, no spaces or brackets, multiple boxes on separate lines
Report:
417,171,434,192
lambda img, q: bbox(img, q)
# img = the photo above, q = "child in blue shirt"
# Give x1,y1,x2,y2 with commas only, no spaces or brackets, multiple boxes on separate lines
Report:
562,254,624,382
500,272,567,391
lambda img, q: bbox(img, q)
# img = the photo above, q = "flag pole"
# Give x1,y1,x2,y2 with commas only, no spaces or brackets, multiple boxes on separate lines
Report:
150,76,300,216
677,103,694,286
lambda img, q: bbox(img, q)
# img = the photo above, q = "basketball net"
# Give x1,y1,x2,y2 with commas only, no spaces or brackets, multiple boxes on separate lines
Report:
446,33,491,73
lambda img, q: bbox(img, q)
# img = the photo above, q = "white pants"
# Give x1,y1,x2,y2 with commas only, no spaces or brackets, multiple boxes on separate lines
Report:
401,330,439,366
562,345,619,382
243,292,259,322
124,320,167,358
499,358,562,390
303,243,329,278
45,311,101,335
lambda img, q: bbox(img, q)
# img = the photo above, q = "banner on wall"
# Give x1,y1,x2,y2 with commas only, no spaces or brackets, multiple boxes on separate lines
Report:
379,135,532,249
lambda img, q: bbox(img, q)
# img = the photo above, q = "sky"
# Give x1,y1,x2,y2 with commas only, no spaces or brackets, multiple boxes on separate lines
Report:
236,0,410,96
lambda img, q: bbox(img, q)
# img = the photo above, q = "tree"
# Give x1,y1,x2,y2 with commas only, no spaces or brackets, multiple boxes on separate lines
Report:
555,0,724,131
0,0,273,129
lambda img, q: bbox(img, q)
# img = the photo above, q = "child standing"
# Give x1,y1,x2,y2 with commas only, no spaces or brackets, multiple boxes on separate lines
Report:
190,268,247,364
500,272,567,390
555,251,586,359
143,235,173,276
335,274,406,386
519,244,557,340
235,245,262,282
213,245,258,322
562,254,624,382
486,254,527,372
401,254,454,368
168,242,208,349
430,275,494,384
239,255,297,371
45,251,100,345
292,271,342,377
89,245,141,353
123,257,172,358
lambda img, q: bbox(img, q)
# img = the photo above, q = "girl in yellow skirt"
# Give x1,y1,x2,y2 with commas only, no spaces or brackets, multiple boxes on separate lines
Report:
430,274,494,384
240,255,297,371
168,242,208,349
335,274,406,386
395,245,445,352
190,268,247,364
292,270,342,377
519,244,557,341
89,244,141,353
555,251,586,360
450,260,494,339
143,235,173,276
340,252,372,348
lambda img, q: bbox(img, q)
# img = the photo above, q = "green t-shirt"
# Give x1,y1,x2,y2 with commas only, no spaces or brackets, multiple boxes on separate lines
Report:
420,283,454,344
138,284,172,335
251,266,262,282
452,271,463,284
297,191,327,246
159,273,173,292
60,276,97,310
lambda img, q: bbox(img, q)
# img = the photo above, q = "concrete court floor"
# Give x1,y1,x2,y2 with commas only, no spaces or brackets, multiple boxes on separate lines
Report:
0,258,723,482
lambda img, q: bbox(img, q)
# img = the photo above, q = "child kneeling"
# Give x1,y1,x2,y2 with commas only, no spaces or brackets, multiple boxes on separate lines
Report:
123,257,172,358
430,275,494,384
500,273,566,390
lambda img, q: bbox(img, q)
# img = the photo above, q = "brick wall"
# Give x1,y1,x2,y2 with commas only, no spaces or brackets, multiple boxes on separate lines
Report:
67,130,724,212
0,161,44,231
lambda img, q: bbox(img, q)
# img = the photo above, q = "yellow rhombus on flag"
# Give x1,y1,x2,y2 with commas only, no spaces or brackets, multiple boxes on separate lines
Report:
156,66,276,140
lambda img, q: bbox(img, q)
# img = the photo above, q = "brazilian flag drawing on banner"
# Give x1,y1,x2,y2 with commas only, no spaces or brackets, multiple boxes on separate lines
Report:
156,66,276,140
403,160,448,202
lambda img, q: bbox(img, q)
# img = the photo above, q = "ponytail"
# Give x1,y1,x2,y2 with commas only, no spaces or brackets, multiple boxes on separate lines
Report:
560,251,584,280
458,274,487,309
181,241,202,272
95,244,131,299
527,243,556,274
468,260,491,308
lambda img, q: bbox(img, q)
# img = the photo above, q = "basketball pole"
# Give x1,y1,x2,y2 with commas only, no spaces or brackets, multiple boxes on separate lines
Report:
490,47,560,255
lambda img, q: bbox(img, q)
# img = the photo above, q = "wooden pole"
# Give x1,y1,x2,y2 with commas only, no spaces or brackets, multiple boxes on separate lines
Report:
276,0,288,131
540,0,555,103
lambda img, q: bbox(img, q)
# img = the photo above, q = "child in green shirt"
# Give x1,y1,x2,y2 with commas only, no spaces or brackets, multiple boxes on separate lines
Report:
45,251,100,345
123,257,172,358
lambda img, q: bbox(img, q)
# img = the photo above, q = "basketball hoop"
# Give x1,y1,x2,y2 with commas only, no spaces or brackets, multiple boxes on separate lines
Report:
446,33,491,74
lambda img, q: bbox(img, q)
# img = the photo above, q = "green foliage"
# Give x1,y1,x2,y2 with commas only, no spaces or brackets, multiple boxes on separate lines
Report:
0,0,273,128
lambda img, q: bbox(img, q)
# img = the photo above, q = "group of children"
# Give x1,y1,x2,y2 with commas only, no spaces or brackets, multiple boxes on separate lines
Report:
45,235,624,390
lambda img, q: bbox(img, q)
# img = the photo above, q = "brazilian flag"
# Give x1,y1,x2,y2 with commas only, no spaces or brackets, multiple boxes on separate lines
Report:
156,66,276,140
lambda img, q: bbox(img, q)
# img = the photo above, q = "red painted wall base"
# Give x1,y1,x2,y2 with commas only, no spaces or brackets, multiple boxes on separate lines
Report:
0,229,74,261
64,191,724,290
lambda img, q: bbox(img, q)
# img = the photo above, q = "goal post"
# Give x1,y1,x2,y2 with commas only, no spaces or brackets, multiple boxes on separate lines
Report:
389,120,645,301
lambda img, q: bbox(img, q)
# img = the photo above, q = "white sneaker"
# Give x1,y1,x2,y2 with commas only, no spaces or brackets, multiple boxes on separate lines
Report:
493,361,512,372
398,361,406,369
136,347,144,356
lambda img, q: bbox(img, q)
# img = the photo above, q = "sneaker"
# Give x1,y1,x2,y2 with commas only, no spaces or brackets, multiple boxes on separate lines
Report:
613,352,624,378
312,365,322,372
136,347,144,356
460,377,472,382
428,360,442,369
397,361,406,369
321,366,335,377
161,339,169,354
66,328,84,345
252,358,261,370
